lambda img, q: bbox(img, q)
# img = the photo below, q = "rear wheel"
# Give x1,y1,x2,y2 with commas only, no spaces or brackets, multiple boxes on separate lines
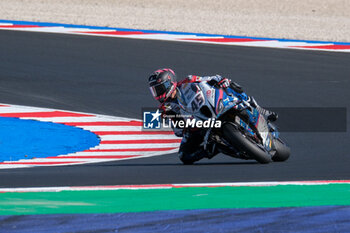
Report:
272,138,291,162
222,123,272,164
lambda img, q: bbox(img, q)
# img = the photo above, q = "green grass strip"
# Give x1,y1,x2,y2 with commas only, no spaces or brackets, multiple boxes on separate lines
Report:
0,184,349,215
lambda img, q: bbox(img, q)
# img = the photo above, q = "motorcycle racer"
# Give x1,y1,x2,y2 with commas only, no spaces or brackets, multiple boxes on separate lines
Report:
148,68,277,164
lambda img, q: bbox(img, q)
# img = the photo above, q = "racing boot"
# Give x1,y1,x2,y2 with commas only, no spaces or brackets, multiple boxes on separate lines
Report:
249,96,278,122
267,111,278,122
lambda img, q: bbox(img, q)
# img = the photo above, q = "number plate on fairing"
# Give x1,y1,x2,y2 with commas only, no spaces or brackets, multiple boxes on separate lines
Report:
179,83,205,113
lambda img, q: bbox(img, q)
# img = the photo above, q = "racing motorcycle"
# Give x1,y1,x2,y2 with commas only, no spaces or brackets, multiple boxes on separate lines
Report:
176,81,291,164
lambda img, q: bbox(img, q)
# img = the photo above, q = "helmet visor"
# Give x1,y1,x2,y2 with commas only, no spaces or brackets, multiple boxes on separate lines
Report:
149,81,172,99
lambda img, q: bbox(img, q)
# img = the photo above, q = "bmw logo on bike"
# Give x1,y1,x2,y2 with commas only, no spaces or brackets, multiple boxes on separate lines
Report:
143,109,162,129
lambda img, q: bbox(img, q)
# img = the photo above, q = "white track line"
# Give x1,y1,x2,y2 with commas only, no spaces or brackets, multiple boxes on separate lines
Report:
0,21,349,52
0,180,349,193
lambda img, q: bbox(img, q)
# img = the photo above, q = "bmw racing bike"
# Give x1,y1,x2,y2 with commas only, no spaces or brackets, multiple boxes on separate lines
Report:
176,81,291,164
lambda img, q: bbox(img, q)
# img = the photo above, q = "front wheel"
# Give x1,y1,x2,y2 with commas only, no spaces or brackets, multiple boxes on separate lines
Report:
222,123,272,164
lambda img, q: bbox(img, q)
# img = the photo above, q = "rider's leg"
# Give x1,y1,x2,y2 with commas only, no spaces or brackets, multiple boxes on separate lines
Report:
249,96,278,122
178,130,209,165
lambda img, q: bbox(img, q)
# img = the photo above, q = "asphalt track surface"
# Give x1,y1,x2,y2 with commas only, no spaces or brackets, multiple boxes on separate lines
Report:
0,30,349,188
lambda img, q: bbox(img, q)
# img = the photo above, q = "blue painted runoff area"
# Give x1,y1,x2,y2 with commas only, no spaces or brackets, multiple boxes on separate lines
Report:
0,117,100,162
1,19,350,45
0,206,349,232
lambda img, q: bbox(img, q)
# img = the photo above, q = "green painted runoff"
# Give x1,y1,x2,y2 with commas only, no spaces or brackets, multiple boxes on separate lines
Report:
0,184,349,215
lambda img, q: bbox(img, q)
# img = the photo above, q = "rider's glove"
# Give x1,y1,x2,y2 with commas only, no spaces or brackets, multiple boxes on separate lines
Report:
209,75,231,88
217,78,231,88
159,103,172,117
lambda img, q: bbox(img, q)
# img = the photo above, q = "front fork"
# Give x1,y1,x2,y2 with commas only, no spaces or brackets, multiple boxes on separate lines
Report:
203,122,251,159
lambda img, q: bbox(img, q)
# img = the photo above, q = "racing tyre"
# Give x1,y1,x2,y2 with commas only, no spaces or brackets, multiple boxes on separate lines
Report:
180,158,194,165
222,123,272,164
272,138,291,162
